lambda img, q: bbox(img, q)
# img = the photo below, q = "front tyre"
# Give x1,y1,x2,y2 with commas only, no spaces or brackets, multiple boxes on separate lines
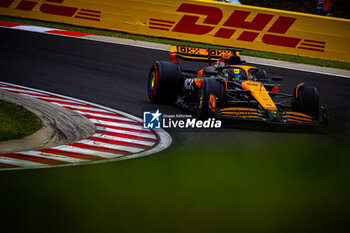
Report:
293,84,320,118
148,61,182,104
197,78,225,119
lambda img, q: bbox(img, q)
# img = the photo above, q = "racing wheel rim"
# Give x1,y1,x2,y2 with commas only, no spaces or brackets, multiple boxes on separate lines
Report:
148,66,158,99
198,88,204,114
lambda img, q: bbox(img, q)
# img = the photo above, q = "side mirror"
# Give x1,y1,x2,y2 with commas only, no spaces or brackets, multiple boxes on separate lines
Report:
272,76,283,81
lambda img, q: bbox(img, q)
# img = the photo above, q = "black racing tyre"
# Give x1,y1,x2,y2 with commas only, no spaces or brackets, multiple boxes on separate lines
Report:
293,84,320,118
197,78,225,119
148,61,182,103
254,69,268,82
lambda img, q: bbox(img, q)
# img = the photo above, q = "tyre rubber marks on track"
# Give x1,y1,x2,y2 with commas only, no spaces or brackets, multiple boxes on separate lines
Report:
0,83,163,170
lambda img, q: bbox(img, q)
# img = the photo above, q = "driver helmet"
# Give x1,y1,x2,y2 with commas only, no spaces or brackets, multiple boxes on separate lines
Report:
232,68,242,80
224,68,242,80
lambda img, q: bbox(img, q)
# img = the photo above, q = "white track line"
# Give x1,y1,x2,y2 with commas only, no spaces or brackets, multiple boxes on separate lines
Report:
49,103,111,112
77,140,144,153
36,96,82,103
0,87,50,96
97,134,155,146
19,151,86,163
52,145,122,158
96,120,144,130
88,118,147,131
248,60,350,79
79,112,135,122
0,157,45,167
96,126,156,139
12,25,57,32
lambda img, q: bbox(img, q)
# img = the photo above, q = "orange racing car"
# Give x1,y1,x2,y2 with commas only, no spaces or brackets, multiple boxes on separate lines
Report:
147,46,328,127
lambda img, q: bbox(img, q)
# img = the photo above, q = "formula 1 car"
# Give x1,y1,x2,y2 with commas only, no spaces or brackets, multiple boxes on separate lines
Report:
147,46,328,127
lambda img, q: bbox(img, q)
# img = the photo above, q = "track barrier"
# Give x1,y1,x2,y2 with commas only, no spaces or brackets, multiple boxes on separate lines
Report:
1,0,349,62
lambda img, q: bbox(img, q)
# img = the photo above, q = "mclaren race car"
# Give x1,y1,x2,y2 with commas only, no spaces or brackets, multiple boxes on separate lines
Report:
147,46,328,127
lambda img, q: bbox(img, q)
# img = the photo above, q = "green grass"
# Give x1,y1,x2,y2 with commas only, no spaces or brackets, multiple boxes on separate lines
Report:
0,134,348,232
1,15,349,70
0,99,42,142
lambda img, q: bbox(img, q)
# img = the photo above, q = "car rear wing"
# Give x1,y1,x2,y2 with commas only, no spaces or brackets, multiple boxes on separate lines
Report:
169,45,242,64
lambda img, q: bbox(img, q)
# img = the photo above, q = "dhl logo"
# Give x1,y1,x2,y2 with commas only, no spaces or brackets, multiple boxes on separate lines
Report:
149,3,325,52
0,0,101,21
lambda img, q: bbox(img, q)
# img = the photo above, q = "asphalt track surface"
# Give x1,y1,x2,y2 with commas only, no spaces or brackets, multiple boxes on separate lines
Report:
1,27,349,147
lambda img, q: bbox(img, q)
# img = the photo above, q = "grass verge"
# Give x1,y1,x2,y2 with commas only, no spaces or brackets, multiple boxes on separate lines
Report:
1,15,349,70
0,99,42,142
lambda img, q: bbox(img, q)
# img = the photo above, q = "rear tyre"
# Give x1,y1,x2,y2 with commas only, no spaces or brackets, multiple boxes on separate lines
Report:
197,78,225,119
293,84,320,118
254,69,268,82
148,61,182,103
